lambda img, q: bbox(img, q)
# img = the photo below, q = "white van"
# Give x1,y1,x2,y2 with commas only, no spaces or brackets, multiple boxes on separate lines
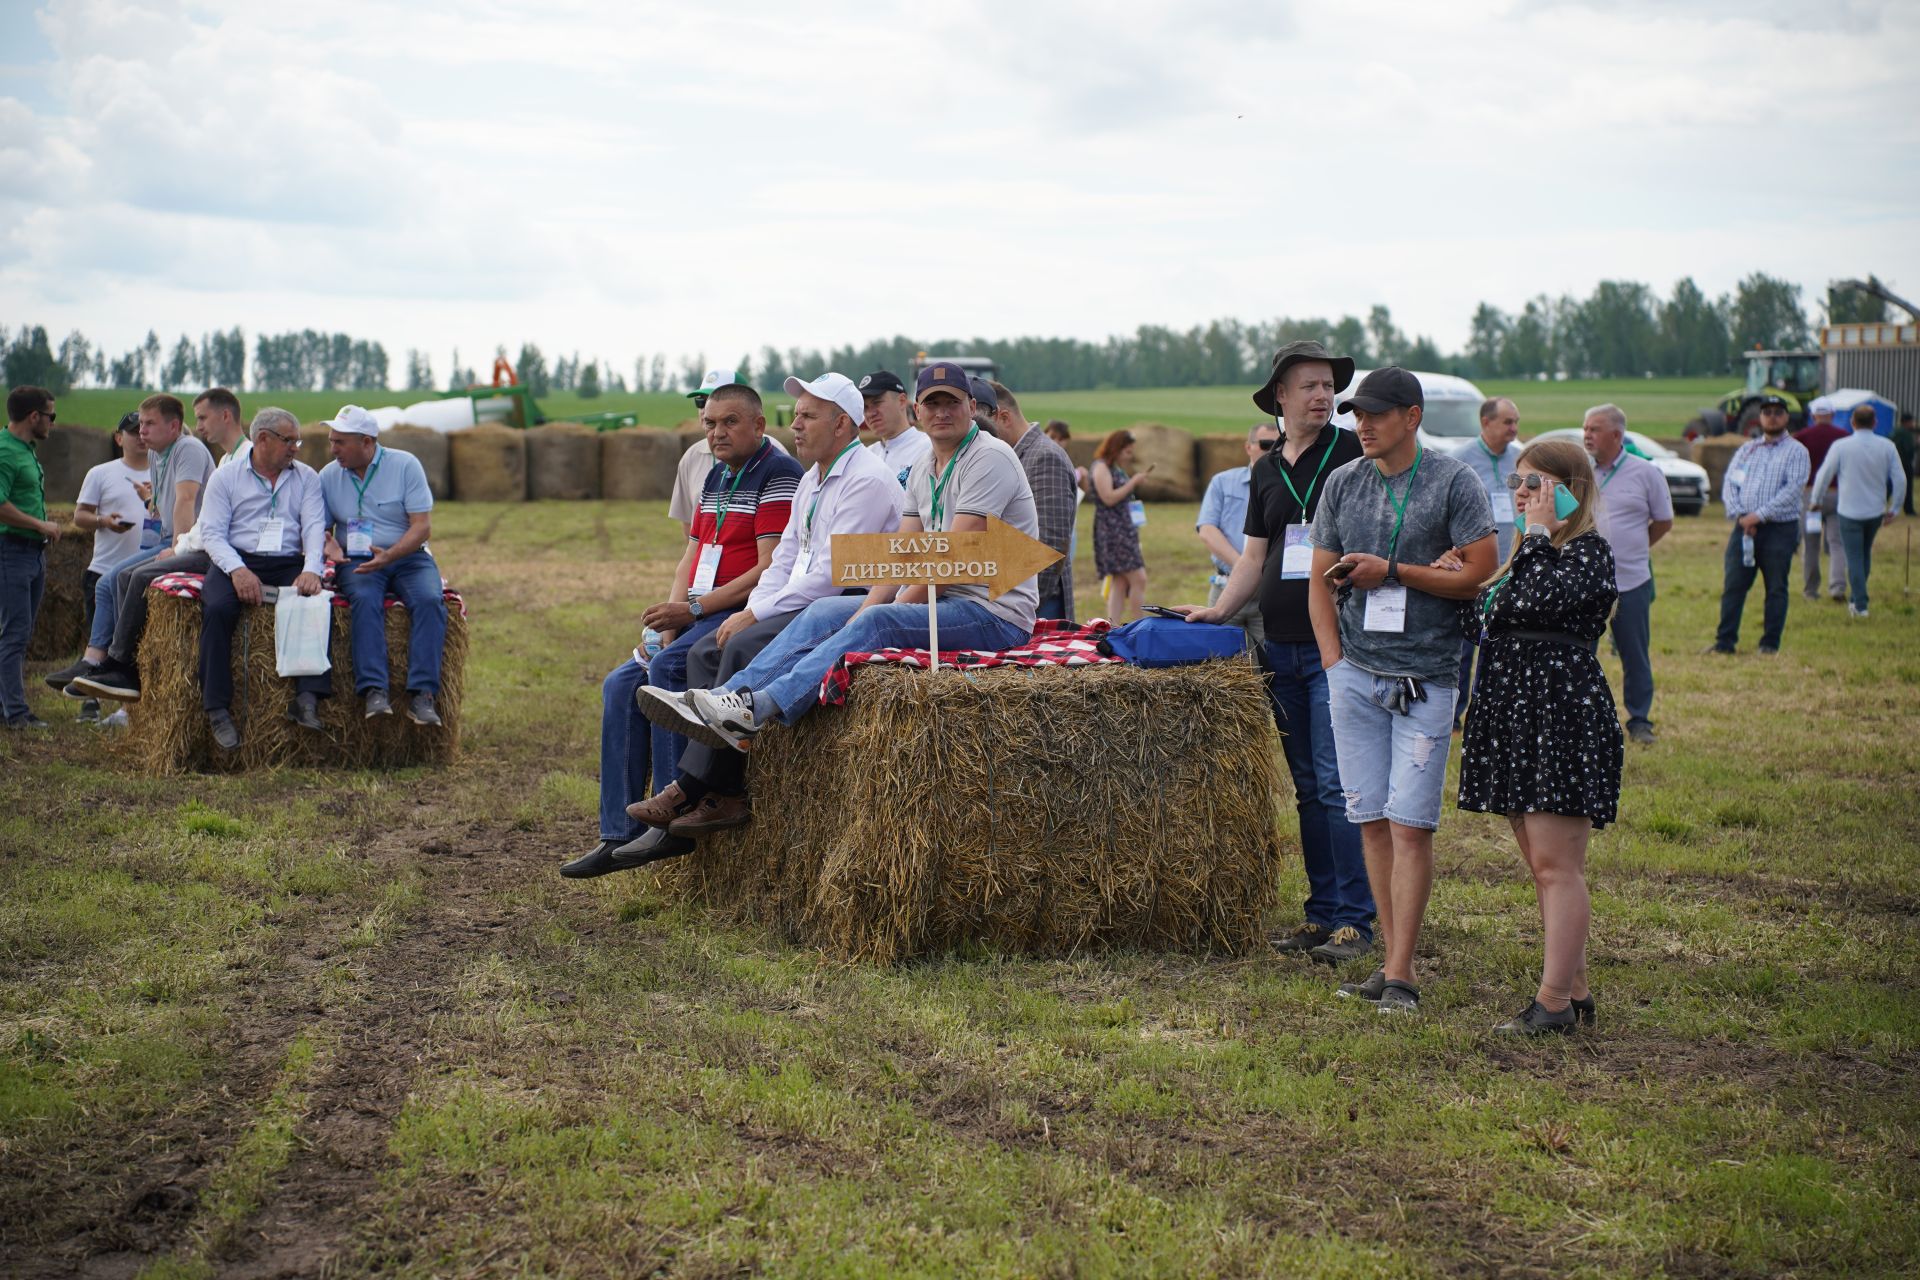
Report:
1330,368,1486,455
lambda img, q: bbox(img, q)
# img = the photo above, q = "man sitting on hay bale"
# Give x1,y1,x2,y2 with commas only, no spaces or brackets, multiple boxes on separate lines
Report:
659,361,1040,775
318,405,446,727
193,408,332,751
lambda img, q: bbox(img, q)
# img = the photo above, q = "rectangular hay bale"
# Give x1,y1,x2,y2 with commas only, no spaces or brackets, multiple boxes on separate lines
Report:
656,659,1287,963
128,591,469,773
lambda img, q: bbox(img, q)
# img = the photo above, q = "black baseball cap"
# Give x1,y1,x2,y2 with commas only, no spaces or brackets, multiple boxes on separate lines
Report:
115,411,141,435
1758,394,1789,409
858,370,906,396
967,376,998,414
1338,366,1424,416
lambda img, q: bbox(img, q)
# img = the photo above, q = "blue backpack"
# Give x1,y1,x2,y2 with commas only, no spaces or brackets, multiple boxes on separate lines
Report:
1104,617,1248,668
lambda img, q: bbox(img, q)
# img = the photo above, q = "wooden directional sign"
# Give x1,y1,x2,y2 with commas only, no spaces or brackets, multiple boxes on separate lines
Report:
832,516,1062,601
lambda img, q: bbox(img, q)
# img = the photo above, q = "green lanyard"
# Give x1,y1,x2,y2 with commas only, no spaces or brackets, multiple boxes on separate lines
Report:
1278,431,1339,519
1478,438,1510,478
928,426,979,529
348,446,383,516
1480,571,1510,619
713,440,766,535
1599,455,1625,490
249,464,287,517
806,442,862,537
1375,445,1423,564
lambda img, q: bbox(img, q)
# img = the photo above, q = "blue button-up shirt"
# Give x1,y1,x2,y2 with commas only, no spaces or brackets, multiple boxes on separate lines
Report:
319,445,435,548
1196,465,1252,575
1459,437,1523,561
200,458,327,575
1723,433,1810,524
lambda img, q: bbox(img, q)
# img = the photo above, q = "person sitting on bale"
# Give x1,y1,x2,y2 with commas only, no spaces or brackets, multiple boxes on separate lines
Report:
193,408,331,751
317,405,447,726
575,383,802,874
658,361,1040,768
574,373,907,877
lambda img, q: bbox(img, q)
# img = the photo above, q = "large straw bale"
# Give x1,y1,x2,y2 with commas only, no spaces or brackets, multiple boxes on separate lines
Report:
449,424,528,502
297,430,332,471
1195,434,1251,487
525,423,603,500
1690,435,1743,507
657,658,1287,963
381,424,451,499
26,508,92,660
126,591,468,773
1127,422,1199,501
40,425,116,503
601,428,683,501
676,424,706,454
1061,436,1098,473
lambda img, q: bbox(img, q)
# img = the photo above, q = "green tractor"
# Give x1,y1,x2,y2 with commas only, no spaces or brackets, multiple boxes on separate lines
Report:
1705,349,1822,436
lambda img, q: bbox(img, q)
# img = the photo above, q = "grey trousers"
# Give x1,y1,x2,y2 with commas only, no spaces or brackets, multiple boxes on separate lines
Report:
1802,489,1845,597
676,607,803,795
110,549,210,664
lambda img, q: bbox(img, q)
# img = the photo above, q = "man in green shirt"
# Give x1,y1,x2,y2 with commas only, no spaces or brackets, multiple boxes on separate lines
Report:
1,386,64,728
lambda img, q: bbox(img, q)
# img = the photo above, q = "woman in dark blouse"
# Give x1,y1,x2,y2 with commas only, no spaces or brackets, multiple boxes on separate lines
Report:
1455,439,1622,1036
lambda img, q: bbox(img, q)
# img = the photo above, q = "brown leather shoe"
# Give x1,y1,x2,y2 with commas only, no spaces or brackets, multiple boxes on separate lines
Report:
625,781,692,828
668,793,752,836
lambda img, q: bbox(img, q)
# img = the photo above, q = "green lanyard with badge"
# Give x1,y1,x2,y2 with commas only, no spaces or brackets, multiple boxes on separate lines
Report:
799,441,861,574
1277,431,1339,580
692,440,765,597
927,426,978,530
344,446,382,557
250,464,291,554
1363,445,1421,634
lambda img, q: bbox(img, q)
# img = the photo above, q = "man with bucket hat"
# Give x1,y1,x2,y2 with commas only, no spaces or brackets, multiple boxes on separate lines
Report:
1188,340,1374,969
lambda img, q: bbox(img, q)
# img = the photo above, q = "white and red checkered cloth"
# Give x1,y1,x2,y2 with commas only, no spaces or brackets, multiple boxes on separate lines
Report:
818,618,1119,707
150,564,467,618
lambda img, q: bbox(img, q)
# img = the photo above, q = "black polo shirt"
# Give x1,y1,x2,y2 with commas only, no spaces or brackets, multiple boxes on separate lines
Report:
1245,423,1365,643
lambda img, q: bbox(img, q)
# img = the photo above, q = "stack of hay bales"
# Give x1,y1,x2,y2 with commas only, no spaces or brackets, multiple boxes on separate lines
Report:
525,423,602,500
1690,435,1742,507
26,508,93,660
659,659,1287,963
449,424,528,501
381,425,452,499
296,432,332,471
39,426,116,503
601,428,683,501
1194,434,1251,484
128,591,469,773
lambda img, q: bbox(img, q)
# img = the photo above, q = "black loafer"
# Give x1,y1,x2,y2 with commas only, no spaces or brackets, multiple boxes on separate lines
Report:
208,709,241,751
608,826,696,870
286,692,323,732
1493,1000,1577,1036
559,840,625,879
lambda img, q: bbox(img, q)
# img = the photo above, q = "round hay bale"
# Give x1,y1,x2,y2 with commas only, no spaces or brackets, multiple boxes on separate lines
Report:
1690,435,1744,508
525,423,602,501
676,423,706,454
449,424,528,502
296,429,332,471
26,508,93,660
601,428,682,502
1194,434,1250,488
39,425,116,503
1126,422,1200,502
1061,435,1098,473
380,424,451,500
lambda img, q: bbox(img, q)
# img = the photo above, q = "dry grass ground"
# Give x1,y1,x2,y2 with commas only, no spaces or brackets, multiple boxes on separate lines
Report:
2,496,1917,1278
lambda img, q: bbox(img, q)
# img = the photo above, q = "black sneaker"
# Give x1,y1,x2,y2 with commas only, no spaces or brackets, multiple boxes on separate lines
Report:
208,709,241,751
1336,968,1387,1001
559,840,624,880
5,713,51,731
1493,1000,1576,1036
76,698,101,723
45,658,95,692
1376,980,1421,1015
1269,922,1330,954
1309,925,1371,966
1571,995,1596,1028
72,661,141,701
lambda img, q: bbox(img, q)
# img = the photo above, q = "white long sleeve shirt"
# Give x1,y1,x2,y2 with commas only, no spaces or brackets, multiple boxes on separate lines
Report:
747,442,905,617
1810,430,1907,521
200,457,327,576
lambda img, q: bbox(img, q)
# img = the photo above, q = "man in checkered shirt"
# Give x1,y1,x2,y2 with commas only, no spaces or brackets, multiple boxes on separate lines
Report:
1713,394,1811,655
981,379,1078,621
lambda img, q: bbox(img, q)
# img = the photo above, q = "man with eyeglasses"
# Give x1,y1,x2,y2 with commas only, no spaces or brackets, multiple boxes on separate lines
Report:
318,405,446,726
190,408,331,750
1,385,63,729
1194,421,1282,646
1184,341,1371,968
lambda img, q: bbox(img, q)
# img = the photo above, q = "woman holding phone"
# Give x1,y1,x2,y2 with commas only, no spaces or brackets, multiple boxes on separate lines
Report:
1454,439,1622,1036
1091,430,1153,622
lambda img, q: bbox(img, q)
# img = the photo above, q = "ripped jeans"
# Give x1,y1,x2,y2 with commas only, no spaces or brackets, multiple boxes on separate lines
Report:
1324,658,1456,831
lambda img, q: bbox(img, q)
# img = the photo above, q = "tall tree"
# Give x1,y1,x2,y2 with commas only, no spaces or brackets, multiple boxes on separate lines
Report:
165,334,196,388
577,359,602,399
1501,298,1552,377
1658,277,1731,375
1729,272,1810,351
4,326,69,394
1464,303,1509,377
1827,275,1891,324
515,343,550,396
1366,305,1406,367
56,331,92,389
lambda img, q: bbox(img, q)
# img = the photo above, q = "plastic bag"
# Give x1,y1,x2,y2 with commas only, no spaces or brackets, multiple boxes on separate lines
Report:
274,589,334,677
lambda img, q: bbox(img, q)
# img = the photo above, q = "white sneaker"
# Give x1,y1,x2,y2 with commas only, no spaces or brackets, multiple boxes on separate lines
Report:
684,687,763,753
1848,604,1868,618
635,685,708,735
99,707,130,729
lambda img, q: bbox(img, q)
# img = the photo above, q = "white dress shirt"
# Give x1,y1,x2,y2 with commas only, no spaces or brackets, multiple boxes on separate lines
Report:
865,427,932,488
200,457,327,576
748,442,905,617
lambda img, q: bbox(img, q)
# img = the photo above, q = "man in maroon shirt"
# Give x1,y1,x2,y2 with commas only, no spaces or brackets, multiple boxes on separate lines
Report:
1794,401,1849,601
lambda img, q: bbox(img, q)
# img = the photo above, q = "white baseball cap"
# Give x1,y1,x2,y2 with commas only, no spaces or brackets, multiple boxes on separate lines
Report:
1809,396,1833,417
323,405,381,437
689,368,738,398
783,373,865,426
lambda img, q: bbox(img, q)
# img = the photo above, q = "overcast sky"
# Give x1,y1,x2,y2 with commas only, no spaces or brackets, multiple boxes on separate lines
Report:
3,0,1916,384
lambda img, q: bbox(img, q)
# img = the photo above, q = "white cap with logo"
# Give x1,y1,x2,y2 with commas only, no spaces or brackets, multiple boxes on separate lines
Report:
323,405,381,438
783,373,865,427
690,368,738,398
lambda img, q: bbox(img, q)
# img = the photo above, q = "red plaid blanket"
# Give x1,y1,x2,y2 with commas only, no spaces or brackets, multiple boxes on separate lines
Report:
151,565,467,618
818,618,1118,707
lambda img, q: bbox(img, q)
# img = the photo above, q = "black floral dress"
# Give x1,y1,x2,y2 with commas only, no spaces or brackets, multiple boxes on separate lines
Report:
1092,464,1146,576
1458,529,1623,828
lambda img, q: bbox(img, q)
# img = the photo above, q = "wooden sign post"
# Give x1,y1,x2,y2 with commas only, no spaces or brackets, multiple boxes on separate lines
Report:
832,517,1063,666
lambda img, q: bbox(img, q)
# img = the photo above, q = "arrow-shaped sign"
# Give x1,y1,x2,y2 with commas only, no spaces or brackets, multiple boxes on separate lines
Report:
832,516,1062,601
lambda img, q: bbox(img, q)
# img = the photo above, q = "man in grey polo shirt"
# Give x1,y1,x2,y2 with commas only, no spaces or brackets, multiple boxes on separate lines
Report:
1309,367,1497,1015
1585,403,1671,744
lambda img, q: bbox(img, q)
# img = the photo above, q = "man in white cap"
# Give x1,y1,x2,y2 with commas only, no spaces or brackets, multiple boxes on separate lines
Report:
1795,398,1848,602
318,404,447,725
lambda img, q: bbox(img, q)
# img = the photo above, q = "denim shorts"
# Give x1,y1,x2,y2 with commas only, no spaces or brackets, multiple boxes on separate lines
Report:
1325,658,1456,831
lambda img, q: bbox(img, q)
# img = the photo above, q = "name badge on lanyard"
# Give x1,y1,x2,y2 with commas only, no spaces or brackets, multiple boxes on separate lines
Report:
1363,580,1408,633
691,542,722,596
257,517,285,554
798,531,817,575
1281,523,1313,580
1491,491,1515,524
345,517,374,557
141,515,164,547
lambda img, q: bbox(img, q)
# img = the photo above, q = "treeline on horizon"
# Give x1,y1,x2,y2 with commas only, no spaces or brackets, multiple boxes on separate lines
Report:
3,273,1897,400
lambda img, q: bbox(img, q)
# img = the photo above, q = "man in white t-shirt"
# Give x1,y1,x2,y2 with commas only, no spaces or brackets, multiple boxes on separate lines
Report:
45,415,152,718
859,369,931,489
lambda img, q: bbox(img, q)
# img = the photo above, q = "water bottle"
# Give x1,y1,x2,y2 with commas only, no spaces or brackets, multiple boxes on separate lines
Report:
1740,532,1755,568
642,628,664,660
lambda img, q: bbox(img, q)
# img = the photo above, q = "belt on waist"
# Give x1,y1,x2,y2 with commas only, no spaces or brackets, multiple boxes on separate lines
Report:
1498,629,1594,648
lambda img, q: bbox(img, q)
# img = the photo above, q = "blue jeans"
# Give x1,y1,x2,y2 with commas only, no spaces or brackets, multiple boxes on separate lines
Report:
645,611,732,795
88,544,166,649
1836,515,1882,612
600,658,652,842
1611,579,1654,728
1264,641,1373,937
336,551,448,694
0,536,46,722
1716,520,1797,651
723,594,1029,724
1325,659,1456,831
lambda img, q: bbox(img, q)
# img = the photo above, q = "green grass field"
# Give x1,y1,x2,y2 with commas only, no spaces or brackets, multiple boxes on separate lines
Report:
48,375,1731,443
3,499,1917,1277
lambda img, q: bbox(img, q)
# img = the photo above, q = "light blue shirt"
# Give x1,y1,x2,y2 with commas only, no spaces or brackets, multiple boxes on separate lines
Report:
1458,437,1523,561
319,445,434,550
1810,429,1907,521
200,458,327,575
1196,466,1252,575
